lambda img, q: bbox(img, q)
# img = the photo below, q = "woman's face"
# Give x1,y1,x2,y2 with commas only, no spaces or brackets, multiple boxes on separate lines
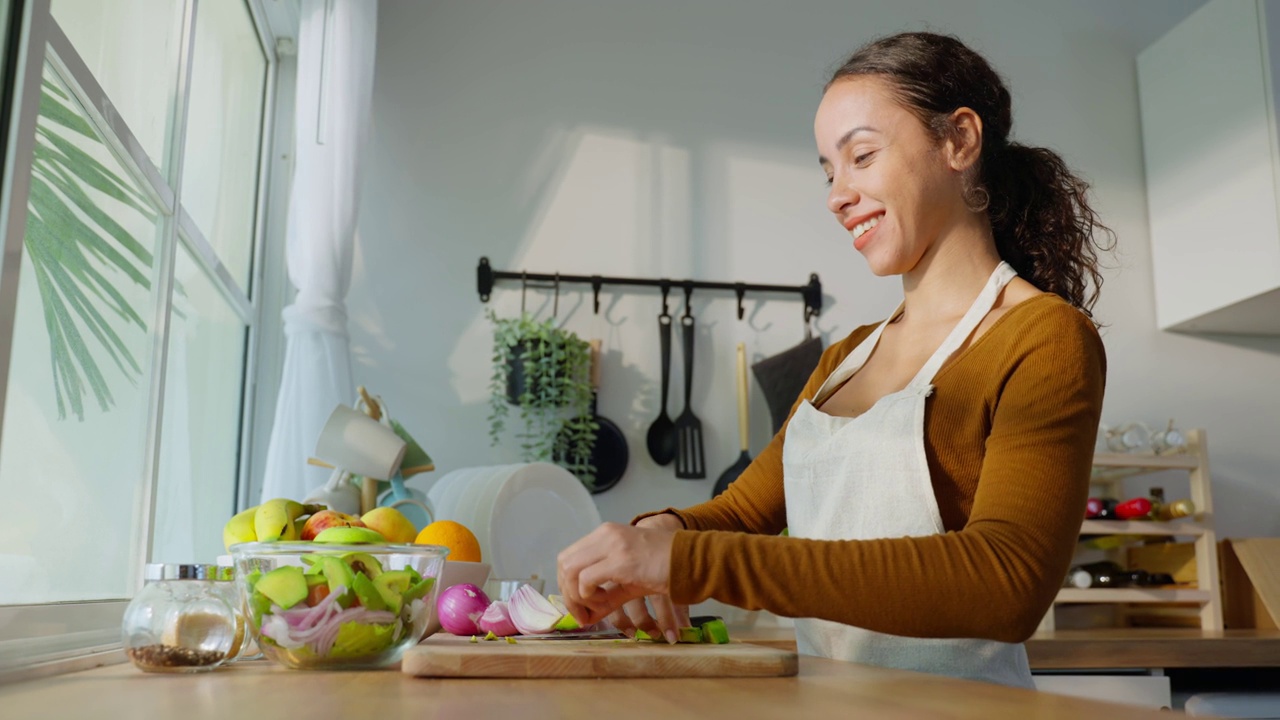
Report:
815,77,969,276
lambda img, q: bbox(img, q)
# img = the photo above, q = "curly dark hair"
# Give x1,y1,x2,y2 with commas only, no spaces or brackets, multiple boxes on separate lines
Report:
827,32,1114,318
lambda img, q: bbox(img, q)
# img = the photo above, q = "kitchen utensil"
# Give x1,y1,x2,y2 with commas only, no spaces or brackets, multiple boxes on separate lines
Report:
377,470,434,530
301,467,362,515
751,336,824,435
403,634,798,678
313,404,407,481
712,343,752,497
645,310,677,465
556,340,629,493
231,542,447,670
674,311,705,479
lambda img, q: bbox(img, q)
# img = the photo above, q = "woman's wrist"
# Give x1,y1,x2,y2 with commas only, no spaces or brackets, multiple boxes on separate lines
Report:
635,511,685,531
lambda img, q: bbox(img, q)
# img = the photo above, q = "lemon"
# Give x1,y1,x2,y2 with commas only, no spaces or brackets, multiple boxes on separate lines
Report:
415,520,482,563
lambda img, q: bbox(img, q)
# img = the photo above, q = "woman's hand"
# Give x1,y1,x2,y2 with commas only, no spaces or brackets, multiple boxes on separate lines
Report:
556,515,684,641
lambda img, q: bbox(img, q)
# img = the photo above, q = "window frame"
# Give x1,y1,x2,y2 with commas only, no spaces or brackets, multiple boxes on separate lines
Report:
0,0,286,675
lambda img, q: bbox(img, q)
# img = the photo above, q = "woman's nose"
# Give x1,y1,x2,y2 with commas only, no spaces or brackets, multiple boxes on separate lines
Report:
827,176,859,216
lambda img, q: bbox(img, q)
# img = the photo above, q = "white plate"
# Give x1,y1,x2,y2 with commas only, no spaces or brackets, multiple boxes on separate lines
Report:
487,463,601,595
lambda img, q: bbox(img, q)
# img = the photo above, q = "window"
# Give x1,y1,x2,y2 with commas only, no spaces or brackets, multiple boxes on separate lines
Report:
0,0,280,670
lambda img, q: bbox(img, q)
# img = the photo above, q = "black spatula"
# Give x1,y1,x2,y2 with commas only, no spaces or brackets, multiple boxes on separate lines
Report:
713,343,751,496
674,311,704,479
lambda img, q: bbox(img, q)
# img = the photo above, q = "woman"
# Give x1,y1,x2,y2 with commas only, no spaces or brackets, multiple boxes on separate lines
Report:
557,32,1110,687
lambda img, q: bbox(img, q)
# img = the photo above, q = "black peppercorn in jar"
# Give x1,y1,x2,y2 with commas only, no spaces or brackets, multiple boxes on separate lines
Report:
122,564,236,673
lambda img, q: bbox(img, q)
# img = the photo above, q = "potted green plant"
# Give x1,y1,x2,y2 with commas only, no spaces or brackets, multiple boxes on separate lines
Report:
487,310,597,486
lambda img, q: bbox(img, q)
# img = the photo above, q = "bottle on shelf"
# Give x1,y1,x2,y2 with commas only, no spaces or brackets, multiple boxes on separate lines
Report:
1143,486,1196,521
1067,561,1172,589
1085,497,1118,519
1115,496,1153,519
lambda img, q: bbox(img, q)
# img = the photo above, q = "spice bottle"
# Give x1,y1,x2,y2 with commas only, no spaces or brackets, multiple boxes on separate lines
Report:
122,563,236,673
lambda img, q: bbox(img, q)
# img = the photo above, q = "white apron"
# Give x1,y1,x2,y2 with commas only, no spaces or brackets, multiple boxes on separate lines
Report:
782,261,1034,688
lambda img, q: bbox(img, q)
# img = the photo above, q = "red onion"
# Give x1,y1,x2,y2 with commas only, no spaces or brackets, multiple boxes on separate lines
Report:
436,583,491,635
477,600,519,637
507,583,564,635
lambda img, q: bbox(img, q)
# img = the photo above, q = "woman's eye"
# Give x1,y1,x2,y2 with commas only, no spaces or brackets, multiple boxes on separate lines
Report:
824,176,834,186
854,151,876,166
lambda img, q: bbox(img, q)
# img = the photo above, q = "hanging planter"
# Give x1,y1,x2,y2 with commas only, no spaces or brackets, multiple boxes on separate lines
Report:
487,310,596,486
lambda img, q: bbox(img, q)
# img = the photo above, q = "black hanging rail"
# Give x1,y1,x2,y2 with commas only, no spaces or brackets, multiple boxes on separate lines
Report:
476,257,822,320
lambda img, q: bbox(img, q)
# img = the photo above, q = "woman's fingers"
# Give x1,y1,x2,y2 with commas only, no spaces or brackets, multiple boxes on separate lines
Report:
556,522,677,628
649,594,683,644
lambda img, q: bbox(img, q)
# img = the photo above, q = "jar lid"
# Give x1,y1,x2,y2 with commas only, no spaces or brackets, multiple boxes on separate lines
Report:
144,563,219,581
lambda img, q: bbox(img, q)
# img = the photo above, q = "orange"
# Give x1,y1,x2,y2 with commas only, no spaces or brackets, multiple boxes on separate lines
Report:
415,520,482,562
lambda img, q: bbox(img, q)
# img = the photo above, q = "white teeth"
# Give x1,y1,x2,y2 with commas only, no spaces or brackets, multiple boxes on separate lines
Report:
852,214,882,240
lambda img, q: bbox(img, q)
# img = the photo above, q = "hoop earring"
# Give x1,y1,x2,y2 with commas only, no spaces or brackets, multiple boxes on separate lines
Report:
963,183,990,213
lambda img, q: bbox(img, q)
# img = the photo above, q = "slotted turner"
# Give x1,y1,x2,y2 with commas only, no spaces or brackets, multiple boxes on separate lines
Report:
675,312,705,479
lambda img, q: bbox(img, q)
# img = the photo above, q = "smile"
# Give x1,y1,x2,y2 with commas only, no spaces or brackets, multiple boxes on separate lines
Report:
851,213,883,241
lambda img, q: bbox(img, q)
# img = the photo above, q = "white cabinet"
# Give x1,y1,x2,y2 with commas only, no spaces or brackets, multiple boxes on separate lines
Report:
1138,0,1280,334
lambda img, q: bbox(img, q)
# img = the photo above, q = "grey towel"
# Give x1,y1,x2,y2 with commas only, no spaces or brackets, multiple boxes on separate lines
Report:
751,336,824,435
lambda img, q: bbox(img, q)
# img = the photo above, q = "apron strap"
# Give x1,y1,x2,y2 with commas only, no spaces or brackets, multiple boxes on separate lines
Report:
908,262,1016,388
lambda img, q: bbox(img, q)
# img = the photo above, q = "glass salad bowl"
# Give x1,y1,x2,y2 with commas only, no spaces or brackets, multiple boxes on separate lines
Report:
229,541,448,670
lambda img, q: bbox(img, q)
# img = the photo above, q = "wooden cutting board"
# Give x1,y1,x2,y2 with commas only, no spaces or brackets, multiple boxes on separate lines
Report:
402,634,798,678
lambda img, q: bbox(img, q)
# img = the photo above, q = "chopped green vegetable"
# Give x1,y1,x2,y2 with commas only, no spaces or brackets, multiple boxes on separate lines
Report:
699,619,731,644
469,635,478,643
677,627,703,643
505,636,517,645
484,630,497,641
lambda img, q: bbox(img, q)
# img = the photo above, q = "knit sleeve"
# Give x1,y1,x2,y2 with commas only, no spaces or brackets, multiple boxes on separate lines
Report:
667,304,1106,644
633,327,874,535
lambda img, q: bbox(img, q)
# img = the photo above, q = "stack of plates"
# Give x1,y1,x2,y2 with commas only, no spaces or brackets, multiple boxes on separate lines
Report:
425,463,601,595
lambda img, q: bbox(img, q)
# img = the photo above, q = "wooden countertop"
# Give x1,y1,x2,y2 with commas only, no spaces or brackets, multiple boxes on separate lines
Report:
741,627,1280,669
0,651,1181,719
1026,628,1280,669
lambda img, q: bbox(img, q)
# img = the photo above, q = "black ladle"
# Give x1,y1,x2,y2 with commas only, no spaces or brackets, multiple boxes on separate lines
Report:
645,310,677,465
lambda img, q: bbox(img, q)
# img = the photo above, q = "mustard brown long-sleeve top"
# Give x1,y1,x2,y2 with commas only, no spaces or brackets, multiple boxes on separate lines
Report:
642,293,1106,644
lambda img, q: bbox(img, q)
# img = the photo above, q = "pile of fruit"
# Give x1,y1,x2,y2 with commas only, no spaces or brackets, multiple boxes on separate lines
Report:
223,498,422,550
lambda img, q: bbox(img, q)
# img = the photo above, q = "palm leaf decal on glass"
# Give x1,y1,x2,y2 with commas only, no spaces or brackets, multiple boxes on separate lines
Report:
23,77,157,420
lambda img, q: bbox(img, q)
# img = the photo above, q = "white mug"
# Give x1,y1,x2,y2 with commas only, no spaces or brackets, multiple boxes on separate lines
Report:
314,404,407,480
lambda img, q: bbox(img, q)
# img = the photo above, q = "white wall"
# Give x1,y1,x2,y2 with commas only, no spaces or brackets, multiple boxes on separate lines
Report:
348,0,1280,539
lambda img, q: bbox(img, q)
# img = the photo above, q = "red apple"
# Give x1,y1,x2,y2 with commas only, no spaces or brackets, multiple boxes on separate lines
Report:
300,509,366,541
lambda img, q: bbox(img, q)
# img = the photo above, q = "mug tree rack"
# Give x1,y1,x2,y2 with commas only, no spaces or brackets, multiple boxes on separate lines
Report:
475,257,824,320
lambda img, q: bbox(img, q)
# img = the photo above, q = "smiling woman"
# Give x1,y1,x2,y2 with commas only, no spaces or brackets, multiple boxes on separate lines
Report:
556,32,1112,689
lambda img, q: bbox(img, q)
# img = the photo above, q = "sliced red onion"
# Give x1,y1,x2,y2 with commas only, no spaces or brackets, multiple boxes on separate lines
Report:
436,583,491,635
508,583,564,635
477,600,519,637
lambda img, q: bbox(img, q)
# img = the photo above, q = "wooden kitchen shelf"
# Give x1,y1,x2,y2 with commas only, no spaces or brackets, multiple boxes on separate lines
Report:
1079,519,1213,536
1040,429,1223,633
1056,588,1213,603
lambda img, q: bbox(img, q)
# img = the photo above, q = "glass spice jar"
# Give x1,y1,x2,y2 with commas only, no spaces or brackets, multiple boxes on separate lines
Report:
122,563,237,673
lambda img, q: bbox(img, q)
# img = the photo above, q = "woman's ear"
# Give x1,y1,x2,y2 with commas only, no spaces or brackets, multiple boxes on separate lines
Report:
945,107,984,172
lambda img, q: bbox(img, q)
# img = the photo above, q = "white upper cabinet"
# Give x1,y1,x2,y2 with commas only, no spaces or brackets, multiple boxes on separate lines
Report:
1138,0,1280,334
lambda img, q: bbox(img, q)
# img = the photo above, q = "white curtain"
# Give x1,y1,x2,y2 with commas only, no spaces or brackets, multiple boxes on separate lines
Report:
261,0,378,503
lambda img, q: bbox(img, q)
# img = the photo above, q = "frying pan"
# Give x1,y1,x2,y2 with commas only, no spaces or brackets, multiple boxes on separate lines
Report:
557,340,629,493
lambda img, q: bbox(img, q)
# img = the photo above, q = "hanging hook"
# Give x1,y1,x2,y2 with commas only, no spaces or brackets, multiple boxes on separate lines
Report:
591,275,603,315
682,281,694,320
659,280,671,317
553,273,560,318
735,283,746,321
521,271,528,315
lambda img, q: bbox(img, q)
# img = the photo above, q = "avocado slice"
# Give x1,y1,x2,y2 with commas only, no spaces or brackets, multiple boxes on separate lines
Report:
317,555,356,608
244,568,263,591
255,566,308,610
699,619,731,644
371,569,415,613
341,552,384,579
678,626,703,643
402,576,436,605
352,571,388,611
